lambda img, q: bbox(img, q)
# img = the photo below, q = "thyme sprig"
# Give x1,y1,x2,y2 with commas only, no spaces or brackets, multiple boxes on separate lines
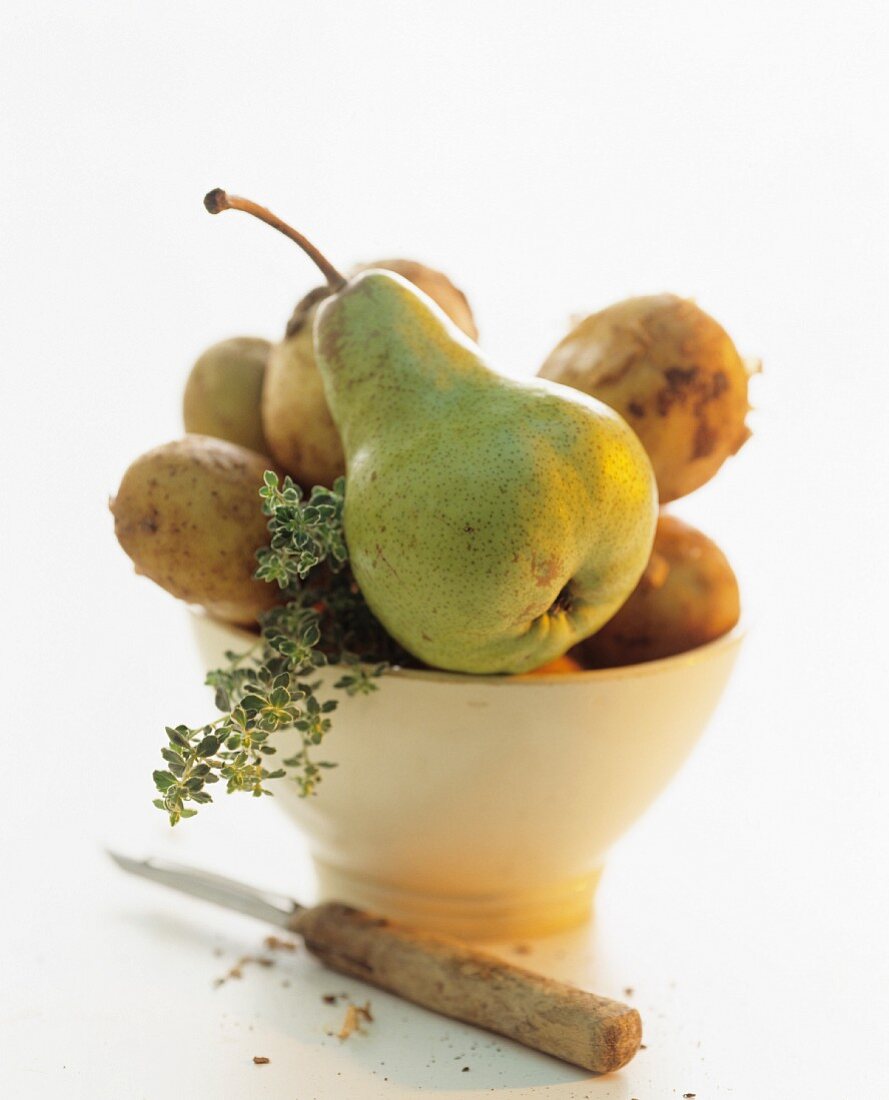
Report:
153,473,403,825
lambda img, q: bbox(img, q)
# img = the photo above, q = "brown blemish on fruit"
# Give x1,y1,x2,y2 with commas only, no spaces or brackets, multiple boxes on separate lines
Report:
692,418,718,459
373,542,400,578
656,366,699,416
531,555,562,588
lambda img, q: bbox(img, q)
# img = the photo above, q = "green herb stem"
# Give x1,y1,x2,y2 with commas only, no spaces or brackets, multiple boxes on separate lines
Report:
153,474,401,825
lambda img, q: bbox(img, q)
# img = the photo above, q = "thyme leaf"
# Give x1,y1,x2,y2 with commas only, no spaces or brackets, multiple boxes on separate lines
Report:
153,473,404,825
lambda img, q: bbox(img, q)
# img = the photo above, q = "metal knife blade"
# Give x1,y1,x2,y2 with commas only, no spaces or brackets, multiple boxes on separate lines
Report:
108,851,303,929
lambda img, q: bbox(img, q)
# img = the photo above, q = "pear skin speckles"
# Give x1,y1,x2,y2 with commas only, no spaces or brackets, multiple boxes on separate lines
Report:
314,272,658,674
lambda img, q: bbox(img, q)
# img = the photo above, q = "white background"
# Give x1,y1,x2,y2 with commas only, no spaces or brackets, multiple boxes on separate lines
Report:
2,1,888,1096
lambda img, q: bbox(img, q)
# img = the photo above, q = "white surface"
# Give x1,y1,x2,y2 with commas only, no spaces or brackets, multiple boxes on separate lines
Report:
2,1,888,1096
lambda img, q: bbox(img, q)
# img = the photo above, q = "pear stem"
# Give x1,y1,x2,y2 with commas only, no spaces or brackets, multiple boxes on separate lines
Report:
203,189,347,292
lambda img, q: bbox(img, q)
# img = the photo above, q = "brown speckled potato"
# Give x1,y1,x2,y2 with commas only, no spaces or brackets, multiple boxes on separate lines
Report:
262,260,478,489
539,295,751,502
575,513,740,667
183,336,271,455
111,436,279,626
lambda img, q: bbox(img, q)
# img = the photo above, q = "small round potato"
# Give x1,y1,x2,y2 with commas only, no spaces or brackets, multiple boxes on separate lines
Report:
576,513,740,667
183,336,271,455
539,295,751,502
111,435,279,626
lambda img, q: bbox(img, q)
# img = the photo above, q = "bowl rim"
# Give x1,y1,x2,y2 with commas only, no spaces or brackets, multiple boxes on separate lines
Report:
392,621,747,686
193,610,747,688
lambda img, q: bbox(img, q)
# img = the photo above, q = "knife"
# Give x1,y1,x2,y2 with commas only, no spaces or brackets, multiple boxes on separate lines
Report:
109,851,641,1074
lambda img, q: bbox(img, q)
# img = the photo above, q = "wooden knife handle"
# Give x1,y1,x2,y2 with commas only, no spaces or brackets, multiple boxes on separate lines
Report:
291,901,641,1074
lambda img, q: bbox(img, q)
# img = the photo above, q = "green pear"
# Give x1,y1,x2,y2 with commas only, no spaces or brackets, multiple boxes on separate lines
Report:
205,190,657,673
351,258,478,342
263,261,477,489
183,336,271,454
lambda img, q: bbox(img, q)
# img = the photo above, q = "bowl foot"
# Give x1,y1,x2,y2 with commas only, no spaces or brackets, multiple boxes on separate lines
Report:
311,859,603,941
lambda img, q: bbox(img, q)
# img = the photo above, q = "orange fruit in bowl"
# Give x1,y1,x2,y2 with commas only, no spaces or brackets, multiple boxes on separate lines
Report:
524,654,583,676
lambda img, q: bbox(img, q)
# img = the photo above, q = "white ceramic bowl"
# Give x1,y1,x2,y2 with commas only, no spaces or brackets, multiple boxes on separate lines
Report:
192,614,743,940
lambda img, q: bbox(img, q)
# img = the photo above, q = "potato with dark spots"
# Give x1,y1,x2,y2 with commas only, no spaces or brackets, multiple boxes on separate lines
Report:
111,436,280,626
262,260,478,489
575,513,740,668
538,295,752,502
183,336,271,454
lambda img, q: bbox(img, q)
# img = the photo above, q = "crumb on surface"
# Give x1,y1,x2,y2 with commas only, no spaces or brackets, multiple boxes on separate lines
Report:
213,953,275,987
334,1000,373,1040
252,1056,270,1065
264,935,297,952
214,946,286,990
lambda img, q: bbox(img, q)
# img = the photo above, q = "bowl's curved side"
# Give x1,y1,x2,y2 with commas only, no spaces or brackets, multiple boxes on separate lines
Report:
190,612,743,897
